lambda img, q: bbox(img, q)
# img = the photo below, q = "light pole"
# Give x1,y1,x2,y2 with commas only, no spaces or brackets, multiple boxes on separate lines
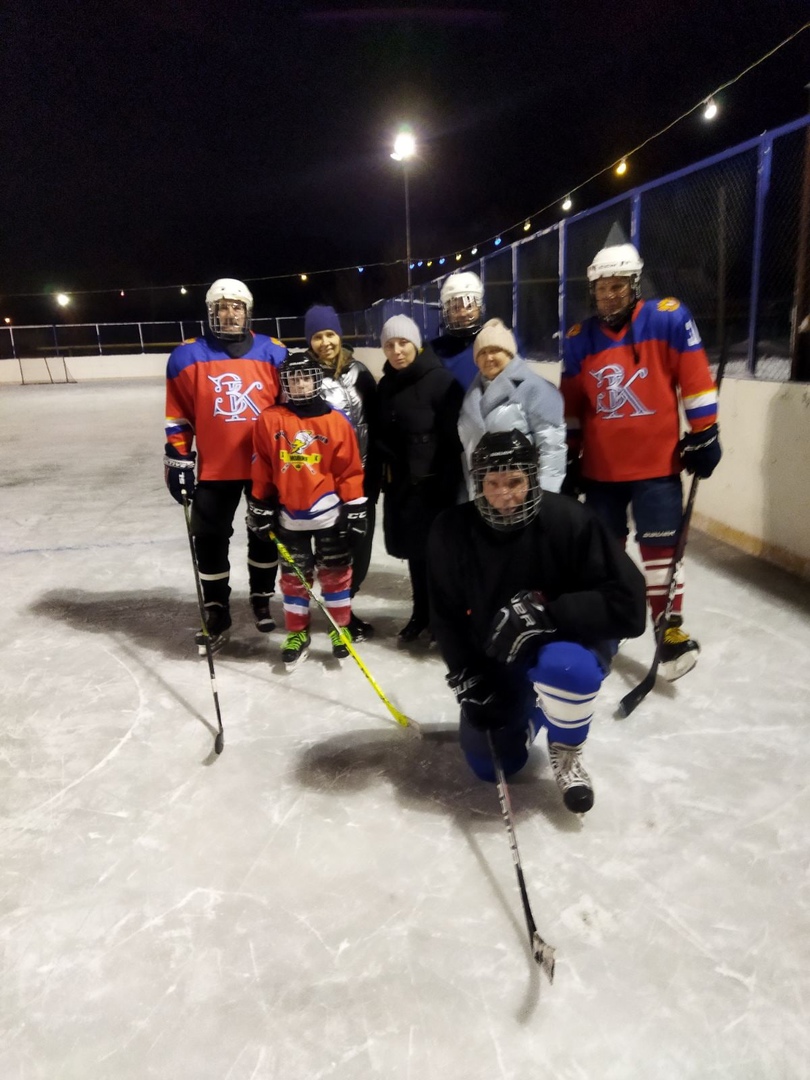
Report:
391,129,416,292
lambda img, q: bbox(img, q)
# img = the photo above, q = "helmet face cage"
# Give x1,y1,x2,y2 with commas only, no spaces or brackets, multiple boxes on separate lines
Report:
440,272,485,336
471,432,542,532
280,355,324,403
205,278,253,338
586,245,643,328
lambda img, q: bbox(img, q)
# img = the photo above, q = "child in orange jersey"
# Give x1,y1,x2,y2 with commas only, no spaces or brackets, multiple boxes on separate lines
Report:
248,353,367,670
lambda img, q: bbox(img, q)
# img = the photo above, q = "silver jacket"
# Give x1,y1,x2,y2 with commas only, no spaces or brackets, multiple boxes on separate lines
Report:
318,357,373,465
458,354,567,495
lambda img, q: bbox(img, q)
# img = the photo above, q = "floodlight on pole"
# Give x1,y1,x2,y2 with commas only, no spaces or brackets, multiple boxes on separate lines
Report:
391,128,416,291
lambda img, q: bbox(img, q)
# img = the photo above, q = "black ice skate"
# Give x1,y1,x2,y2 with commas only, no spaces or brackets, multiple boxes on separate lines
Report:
347,612,374,642
195,602,232,656
250,593,276,633
329,626,351,660
659,614,700,682
281,629,310,671
548,742,594,814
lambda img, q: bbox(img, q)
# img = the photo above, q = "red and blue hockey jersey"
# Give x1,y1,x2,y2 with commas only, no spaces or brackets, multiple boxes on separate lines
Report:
561,298,718,483
165,332,287,481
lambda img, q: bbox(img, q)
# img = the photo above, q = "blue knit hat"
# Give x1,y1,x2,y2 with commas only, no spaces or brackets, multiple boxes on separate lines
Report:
304,305,342,344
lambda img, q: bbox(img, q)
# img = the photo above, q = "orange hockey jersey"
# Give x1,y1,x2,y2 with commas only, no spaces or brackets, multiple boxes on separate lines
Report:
252,404,365,531
561,298,718,483
165,333,286,481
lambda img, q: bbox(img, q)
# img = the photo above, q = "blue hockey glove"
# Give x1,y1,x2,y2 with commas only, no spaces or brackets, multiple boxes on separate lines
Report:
164,443,196,504
679,423,722,479
485,590,557,666
246,497,278,542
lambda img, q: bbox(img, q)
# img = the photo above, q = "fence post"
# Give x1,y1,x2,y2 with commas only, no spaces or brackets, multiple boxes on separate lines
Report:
746,135,773,376
558,220,568,362
716,186,727,365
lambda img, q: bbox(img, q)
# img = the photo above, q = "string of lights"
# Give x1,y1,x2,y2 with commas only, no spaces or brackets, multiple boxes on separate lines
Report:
3,20,808,311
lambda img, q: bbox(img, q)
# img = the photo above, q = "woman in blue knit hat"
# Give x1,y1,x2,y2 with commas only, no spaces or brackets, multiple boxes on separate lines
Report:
376,314,464,643
303,305,380,641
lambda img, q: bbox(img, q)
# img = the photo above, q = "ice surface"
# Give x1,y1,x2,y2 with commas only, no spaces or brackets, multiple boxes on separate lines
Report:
1,379,809,1079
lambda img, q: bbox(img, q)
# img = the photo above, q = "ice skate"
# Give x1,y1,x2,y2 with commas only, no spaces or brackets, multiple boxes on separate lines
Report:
281,629,310,671
195,602,231,656
347,612,374,642
659,614,700,682
548,742,594,814
329,626,351,660
250,593,276,634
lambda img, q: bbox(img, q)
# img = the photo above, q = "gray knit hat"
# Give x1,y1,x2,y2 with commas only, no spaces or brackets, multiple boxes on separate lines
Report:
380,314,422,351
473,318,517,361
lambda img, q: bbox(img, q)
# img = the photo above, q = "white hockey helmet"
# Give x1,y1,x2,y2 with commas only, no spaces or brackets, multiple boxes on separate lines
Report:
440,271,485,336
205,278,253,338
586,243,644,283
586,244,643,327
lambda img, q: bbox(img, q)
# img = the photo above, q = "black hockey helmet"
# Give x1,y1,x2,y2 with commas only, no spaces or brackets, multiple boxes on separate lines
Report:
471,429,542,531
280,352,324,403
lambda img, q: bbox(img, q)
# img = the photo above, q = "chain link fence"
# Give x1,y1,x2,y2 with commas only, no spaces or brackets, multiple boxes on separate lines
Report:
3,116,808,381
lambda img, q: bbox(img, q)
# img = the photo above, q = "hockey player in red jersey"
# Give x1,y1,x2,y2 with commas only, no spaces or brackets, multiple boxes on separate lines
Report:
561,244,722,680
248,353,367,670
164,278,287,653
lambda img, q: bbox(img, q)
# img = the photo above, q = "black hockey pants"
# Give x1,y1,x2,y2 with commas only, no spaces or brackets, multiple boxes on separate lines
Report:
190,480,278,607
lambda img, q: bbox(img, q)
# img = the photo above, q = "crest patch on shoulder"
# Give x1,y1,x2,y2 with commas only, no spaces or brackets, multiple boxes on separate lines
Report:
566,323,582,338
657,298,680,312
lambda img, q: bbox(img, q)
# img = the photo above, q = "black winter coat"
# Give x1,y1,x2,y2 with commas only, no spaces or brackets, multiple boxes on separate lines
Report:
377,347,464,560
427,494,647,679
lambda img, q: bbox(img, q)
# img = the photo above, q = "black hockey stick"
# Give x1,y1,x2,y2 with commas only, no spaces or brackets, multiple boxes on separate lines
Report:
270,530,420,734
487,731,556,981
183,496,225,755
617,346,729,719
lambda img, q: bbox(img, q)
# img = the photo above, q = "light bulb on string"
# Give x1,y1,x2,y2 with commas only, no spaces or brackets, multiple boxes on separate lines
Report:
562,195,572,212
180,287,187,295
494,237,502,247
300,274,308,282
523,220,531,232
703,96,718,120
471,247,478,256
615,159,628,177
455,253,462,261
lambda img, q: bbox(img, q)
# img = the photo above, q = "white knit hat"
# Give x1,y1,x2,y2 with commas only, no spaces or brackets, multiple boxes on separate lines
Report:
380,314,422,351
473,318,517,361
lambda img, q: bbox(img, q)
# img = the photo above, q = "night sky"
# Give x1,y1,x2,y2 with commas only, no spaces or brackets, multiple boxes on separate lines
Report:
2,0,809,325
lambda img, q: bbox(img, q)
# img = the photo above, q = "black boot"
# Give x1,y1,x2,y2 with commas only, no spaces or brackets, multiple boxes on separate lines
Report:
398,615,428,643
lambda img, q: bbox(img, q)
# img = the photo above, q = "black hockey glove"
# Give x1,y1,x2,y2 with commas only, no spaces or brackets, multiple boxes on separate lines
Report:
679,423,722,479
339,500,368,541
446,669,504,732
246,496,278,542
560,446,583,499
164,443,196,504
485,590,557,666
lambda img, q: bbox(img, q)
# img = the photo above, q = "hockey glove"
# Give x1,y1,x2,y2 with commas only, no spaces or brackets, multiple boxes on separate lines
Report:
679,423,722,479
164,443,196,504
485,590,557,666
339,500,369,541
446,669,504,732
560,444,583,499
246,497,279,542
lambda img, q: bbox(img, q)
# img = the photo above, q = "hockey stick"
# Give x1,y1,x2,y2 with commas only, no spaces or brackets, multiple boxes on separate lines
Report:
617,348,729,719
183,496,225,755
270,530,419,733
487,731,556,981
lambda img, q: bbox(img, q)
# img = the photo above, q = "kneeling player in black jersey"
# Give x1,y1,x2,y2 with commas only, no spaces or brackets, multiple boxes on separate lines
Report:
427,431,646,813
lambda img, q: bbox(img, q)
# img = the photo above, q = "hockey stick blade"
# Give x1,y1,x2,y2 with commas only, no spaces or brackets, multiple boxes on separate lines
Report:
616,669,657,718
532,932,556,982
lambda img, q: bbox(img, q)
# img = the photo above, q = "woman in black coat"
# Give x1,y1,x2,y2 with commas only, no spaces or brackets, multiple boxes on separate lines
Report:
376,314,464,642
